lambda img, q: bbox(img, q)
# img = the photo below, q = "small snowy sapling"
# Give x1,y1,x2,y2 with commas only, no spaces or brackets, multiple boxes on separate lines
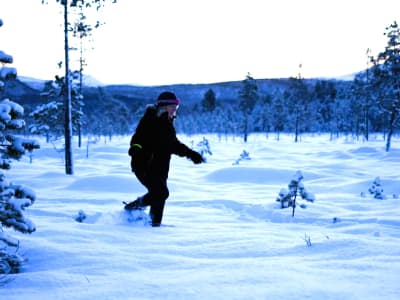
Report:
276,170,315,216
75,210,87,223
368,177,386,199
303,233,312,247
196,137,212,157
233,150,251,165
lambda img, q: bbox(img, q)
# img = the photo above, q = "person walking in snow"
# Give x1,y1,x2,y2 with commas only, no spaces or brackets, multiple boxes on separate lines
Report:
125,91,205,227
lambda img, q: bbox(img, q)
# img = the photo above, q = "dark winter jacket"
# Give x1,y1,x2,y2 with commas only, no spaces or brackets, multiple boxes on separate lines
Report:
129,105,192,178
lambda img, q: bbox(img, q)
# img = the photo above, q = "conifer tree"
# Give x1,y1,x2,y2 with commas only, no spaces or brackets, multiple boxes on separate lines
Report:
201,88,217,112
41,0,117,174
286,71,310,142
371,21,400,151
276,171,315,217
0,18,39,274
271,90,287,140
29,73,84,142
239,73,258,142
313,80,337,133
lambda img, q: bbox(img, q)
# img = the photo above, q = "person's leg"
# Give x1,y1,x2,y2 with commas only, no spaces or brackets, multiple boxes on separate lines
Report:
139,175,168,226
124,168,149,210
129,168,169,226
148,180,169,226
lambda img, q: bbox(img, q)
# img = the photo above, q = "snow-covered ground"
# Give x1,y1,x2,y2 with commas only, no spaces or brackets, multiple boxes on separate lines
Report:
1,133,400,300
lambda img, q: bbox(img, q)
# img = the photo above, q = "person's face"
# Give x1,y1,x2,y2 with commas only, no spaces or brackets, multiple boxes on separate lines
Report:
165,104,179,119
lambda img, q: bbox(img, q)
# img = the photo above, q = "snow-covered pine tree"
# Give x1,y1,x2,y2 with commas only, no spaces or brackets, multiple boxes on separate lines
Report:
276,170,315,216
271,90,287,140
29,73,84,143
370,21,400,152
239,72,258,143
286,74,311,143
0,18,40,274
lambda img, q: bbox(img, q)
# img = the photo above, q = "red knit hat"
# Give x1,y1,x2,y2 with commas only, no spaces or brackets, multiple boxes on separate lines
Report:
156,91,180,107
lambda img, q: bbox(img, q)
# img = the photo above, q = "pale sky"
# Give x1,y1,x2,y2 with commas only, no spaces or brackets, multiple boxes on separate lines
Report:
0,0,399,86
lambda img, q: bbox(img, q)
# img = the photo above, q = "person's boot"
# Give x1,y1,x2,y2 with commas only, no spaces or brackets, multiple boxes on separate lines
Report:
124,197,144,211
149,211,162,227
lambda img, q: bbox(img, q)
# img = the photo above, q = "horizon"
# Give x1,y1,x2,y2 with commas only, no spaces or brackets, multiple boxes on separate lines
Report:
18,71,356,89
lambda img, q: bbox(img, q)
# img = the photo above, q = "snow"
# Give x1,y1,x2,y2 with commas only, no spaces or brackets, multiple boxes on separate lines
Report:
0,66,17,80
1,133,400,300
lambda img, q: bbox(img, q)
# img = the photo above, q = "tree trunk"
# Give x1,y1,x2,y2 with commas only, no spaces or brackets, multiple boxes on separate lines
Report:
243,113,248,143
64,1,74,175
385,109,397,152
294,108,299,143
78,34,84,149
364,104,369,141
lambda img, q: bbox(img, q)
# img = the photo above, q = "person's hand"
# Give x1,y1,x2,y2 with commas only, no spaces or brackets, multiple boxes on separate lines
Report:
187,150,205,164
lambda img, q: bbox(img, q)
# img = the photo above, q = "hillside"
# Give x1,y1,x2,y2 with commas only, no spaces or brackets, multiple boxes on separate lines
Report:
4,76,352,115
102,78,294,105
0,77,44,107
1,76,292,111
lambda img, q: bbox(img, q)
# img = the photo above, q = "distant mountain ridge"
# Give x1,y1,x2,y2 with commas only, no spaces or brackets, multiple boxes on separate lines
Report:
1,73,355,113
18,74,104,90
12,75,296,106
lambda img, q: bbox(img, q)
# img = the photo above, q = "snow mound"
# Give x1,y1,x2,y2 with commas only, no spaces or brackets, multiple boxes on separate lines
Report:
206,167,319,184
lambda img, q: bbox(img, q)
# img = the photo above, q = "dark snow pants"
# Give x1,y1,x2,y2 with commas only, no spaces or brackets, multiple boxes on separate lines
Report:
134,168,169,226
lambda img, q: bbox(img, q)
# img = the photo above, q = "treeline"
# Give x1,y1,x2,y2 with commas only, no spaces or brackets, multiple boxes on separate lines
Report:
174,76,385,140
23,70,396,148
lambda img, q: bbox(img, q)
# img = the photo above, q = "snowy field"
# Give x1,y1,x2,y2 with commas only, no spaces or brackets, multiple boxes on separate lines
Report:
1,133,400,300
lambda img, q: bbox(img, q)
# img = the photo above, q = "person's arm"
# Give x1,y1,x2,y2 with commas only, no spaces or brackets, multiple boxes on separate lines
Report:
173,137,205,164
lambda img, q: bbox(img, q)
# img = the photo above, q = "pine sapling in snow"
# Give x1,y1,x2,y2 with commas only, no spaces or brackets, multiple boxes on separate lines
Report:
196,137,212,157
233,150,251,165
191,137,212,161
368,177,386,199
75,210,87,223
276,170,315,216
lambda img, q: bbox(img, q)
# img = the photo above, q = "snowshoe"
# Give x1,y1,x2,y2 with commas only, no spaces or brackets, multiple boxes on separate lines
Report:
123,197,144,211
